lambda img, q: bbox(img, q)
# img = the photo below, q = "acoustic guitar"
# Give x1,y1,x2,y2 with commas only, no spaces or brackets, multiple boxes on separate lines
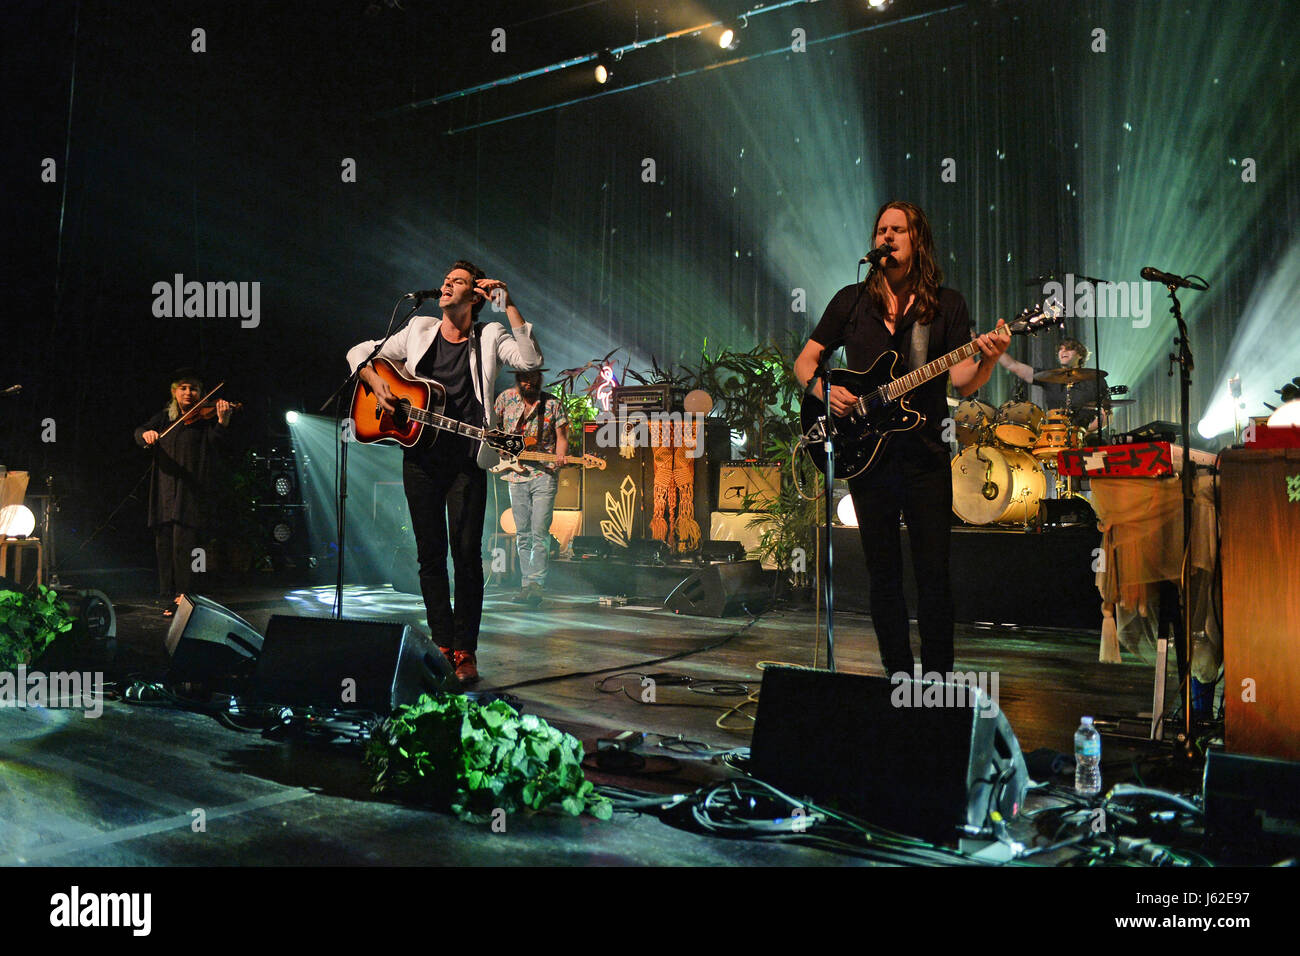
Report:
349,356,525,458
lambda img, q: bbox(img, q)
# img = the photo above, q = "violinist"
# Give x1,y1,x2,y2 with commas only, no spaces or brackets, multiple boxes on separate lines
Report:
134,368,235,616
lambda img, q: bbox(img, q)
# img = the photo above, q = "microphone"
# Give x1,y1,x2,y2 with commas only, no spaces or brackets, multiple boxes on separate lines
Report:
859,243,894,266
1140,267,1197,289
404,289,443,301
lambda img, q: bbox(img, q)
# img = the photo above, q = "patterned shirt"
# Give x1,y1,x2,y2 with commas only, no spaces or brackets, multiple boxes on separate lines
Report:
493,388,568,482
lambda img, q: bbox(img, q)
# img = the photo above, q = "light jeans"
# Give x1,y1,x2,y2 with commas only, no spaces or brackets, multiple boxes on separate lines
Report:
509,472,557,588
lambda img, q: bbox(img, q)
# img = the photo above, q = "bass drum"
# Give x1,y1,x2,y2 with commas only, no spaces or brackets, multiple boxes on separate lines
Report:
951,444,1046,526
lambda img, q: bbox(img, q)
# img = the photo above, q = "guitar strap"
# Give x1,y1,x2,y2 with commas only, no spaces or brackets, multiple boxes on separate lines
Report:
470,321,487,427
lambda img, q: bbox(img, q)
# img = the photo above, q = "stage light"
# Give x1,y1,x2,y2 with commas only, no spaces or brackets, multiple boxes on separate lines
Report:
594,52,614,85
718,28,735,49
0,504,35,537
285,410,300,425
1269,401,1300,428
836,494,858,528
867,0,894,10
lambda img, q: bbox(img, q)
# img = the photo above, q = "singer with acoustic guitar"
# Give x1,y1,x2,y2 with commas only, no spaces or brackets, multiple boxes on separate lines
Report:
347,260,542,685
793,201,1010,679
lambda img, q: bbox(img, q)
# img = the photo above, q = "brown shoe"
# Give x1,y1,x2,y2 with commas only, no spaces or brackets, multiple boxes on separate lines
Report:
437,644,454,664
452,650,479,685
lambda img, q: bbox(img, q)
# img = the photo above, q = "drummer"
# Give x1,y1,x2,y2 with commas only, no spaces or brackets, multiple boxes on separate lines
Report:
998,337,1109,434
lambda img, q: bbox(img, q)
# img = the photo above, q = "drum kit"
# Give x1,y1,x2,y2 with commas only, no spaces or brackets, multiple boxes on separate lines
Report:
950,367,1132,527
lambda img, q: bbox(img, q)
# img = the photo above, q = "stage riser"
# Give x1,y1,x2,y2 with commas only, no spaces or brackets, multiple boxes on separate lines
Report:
832,526,1101,629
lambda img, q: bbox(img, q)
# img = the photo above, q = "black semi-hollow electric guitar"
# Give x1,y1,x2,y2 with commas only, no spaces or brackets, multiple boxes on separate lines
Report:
800,301,1064,480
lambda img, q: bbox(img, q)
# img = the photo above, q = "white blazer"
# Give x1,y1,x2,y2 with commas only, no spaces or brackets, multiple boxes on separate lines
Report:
347,314,543,468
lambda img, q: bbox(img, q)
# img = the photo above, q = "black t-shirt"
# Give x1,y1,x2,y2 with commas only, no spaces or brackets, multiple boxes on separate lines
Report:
810,284,972,457
414,326,484,459
1040,370,1109,428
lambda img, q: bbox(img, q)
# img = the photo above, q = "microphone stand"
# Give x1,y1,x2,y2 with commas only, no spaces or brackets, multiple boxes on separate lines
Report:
319,297,425,618
815,350,837,672
1162,282,1198,760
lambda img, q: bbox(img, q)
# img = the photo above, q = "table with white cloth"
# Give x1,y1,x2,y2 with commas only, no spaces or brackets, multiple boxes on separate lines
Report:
1088,474,1221,681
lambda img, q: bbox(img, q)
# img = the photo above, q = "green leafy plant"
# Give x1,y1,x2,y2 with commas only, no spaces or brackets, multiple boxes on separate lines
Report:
0,586,78,670
747,424,823,585
365,693,613,821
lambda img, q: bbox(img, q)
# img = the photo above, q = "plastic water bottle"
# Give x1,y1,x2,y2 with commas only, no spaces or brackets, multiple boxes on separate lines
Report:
1074,716,1101,796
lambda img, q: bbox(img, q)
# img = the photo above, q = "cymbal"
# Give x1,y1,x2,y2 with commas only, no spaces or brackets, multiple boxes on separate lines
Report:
1034,367,1109,385
1083,398,1136,408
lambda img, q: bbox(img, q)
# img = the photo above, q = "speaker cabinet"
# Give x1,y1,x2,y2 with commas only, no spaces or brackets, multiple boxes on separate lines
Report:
165,594,263,681
581,423,648,549
749,666,1028,842
555,465,582,510
249,615,453,713
664,560,771,617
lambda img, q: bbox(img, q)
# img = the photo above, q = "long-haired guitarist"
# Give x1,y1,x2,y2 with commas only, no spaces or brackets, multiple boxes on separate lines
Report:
493,368,568,607
792,201,1009,679
346,260,542,684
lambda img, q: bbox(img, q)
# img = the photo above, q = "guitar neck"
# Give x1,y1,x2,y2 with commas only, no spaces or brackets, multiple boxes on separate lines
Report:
408,404,484,441
514,450,561,464
883,339,984,401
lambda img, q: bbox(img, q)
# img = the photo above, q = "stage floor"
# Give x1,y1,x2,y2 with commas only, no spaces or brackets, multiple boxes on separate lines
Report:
0,576,1212,867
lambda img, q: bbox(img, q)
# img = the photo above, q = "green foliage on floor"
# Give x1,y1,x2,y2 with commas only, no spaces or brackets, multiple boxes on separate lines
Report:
0,586,77,670
365,693,613,821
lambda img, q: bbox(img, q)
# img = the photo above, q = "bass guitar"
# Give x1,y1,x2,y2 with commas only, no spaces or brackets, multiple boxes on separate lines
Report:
800,301,1064,480
349,356,525,458
491,451,607,477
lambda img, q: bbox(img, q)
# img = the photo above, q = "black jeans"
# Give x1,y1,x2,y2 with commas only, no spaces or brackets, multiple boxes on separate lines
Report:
402,440,487,652
154,522,200,598
847,438,955,677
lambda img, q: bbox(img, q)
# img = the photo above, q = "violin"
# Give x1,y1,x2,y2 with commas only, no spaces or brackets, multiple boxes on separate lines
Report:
179,400,242,425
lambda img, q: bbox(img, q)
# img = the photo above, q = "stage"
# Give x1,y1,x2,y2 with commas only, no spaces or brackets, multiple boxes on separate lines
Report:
0,570,1227,868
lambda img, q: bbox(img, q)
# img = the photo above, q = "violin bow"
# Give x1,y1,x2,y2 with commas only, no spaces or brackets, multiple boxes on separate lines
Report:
156,381,225,441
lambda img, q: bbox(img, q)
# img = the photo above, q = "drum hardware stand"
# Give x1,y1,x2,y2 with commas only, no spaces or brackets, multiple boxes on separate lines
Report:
1073,272,1114,446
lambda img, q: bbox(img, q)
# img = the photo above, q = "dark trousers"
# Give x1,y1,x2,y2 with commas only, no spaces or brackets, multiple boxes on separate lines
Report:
847,440,955,677
154,522,200,598
403,444,487,652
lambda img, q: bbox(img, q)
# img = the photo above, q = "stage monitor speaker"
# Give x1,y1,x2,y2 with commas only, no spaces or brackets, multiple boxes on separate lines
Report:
749,666,1028,842
165,594,263,682
250,615,453,713
52,587,117,663
664,560,770,617
1203,749,1300,853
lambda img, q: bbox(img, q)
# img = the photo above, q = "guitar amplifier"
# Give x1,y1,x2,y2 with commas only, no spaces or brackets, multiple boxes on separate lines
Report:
612,384,686,414
716,461,781,512
582,423,648,550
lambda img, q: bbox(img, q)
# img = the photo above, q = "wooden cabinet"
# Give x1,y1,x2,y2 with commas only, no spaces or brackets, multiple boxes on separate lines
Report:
1220,447,1300,760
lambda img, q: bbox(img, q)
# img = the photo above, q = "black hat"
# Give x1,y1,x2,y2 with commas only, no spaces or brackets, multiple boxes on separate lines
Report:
169,367,204,386
515,367,550,375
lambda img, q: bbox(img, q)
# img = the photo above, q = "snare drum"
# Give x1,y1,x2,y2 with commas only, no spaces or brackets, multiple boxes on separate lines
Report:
952,399,997,447
994,401,1045,448
951,444,1046,526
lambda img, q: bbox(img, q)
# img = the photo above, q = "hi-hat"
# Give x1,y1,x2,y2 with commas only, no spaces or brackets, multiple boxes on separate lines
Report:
1034,367,1109,385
